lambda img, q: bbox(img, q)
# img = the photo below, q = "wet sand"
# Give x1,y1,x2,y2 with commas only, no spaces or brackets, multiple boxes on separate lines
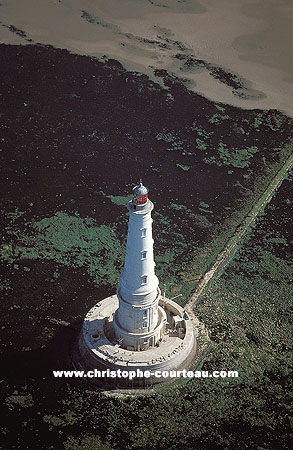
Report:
0,0,292,116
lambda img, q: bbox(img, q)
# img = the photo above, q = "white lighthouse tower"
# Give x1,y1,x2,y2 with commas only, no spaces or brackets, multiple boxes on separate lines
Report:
113,180,167,350
76,180,198,387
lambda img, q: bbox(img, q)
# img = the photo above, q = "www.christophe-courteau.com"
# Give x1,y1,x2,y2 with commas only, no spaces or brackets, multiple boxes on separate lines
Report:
53,369,239,380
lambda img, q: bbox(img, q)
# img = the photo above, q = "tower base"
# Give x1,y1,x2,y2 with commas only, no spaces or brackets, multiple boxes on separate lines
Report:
73,295,198,388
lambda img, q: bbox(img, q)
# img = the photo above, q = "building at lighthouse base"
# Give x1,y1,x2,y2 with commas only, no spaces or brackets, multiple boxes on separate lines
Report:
75,295,198,388
113,287,167,351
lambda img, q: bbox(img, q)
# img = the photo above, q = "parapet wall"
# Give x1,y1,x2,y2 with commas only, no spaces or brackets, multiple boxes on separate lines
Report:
74,294,198,388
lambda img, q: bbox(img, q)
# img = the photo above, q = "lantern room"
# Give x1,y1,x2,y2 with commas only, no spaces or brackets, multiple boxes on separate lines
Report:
133,180,149,206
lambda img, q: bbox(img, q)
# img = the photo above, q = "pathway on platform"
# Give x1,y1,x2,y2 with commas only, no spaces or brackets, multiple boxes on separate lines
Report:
185,151,293,322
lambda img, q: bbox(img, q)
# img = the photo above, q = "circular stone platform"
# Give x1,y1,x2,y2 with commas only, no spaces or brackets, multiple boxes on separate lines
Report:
74,295,198,388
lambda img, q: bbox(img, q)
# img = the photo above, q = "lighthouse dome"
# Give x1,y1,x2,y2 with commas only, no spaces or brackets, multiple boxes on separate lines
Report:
133,181,148,196
132,180,149,206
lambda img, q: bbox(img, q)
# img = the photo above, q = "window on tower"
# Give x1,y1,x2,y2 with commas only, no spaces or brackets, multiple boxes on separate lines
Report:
141,275,147,284
141,250,147,260
141,228,147,237
143,322,148,328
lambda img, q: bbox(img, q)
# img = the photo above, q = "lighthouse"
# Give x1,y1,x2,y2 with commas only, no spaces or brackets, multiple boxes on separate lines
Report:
76,180,198,387
113,180,167,350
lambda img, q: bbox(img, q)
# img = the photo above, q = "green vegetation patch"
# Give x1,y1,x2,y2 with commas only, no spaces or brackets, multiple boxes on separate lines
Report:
199,201,213,214
176,163,191,171
156,131,184,152
169,203,212,224
1,211,124,286
219,144,259,168
208,113,230,124
196,138,207,151
205,143,259,168
64,435,111,450
253,111,286,131
43,411,78,428
5,393,34,410
106,195,132,206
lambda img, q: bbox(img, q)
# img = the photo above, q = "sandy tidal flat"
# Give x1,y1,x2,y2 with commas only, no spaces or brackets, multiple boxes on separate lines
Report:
0,0,293,116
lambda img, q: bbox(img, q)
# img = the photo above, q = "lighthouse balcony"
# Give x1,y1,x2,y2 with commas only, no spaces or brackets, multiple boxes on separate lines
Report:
128,199,153,215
